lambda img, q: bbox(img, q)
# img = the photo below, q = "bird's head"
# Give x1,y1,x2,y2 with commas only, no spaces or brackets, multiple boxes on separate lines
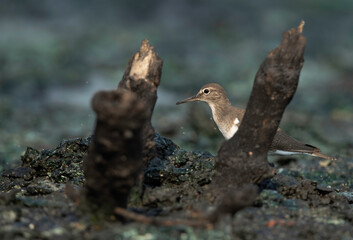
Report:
176,83,229,106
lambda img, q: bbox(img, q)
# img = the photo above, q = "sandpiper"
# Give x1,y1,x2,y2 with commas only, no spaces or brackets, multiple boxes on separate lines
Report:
176,83,335,160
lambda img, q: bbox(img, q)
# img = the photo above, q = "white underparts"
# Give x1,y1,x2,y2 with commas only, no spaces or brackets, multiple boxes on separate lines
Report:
273,150,298,155
272,150,311,156
222,118,240,140
209,103,240,140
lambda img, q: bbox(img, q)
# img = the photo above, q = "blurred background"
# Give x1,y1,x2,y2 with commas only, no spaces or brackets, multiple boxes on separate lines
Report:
0,0,352,170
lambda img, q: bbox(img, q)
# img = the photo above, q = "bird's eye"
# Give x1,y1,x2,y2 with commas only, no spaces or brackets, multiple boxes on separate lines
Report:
203,88,210,94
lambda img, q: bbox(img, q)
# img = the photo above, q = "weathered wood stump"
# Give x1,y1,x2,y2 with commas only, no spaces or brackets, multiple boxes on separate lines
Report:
83,40,163,219
83,90,147,218
118,39,163,163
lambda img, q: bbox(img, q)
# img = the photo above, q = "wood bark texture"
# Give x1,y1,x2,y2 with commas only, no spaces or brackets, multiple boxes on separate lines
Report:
118,39,163,163
83,40,162,219
83,90,147,218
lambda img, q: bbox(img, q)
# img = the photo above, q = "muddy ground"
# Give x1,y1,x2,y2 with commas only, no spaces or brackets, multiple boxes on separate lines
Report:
0,133,352,239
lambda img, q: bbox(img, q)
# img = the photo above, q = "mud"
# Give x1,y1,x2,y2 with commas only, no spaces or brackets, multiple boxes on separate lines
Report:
0,134,352,239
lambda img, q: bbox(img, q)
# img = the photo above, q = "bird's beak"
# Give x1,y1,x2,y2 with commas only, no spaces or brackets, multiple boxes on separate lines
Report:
176,94,200,105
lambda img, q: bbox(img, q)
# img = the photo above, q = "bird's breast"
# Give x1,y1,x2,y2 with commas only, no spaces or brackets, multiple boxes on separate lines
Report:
209,103,240,140
216,117,240,140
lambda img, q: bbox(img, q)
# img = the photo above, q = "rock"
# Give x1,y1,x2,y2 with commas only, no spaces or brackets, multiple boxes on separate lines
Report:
21,147,40,165
0,208,17,225
21,137,91,184
142,187,180,208
145,134,214,189
0,189,20,205
142,136,215,209
2,166,35,181
338,192,353,203
26,179,62,195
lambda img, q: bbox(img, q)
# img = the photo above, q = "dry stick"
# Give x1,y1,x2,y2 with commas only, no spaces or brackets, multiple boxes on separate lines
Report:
114,207,213,228
215,21,306,188
118,39,163,164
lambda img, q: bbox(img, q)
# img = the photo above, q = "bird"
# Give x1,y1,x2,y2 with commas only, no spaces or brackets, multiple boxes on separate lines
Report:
176,83,335,160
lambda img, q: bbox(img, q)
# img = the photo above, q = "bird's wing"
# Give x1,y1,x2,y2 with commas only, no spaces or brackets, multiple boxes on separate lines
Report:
270,128,319,153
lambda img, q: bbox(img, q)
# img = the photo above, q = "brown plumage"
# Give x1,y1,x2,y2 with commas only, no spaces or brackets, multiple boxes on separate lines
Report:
176,83,335,160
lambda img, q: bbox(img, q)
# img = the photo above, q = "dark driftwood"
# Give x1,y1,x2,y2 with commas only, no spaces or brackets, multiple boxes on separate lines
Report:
215,22,306,187
118,39,163,163
83,90,147,217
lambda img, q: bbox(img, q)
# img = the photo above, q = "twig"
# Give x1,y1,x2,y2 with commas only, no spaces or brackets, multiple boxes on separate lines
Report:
114,207,213,228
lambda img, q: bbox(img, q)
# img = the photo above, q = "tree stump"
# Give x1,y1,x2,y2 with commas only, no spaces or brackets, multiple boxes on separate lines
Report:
118,39,163,163
83,90,147,219
83,40,162,220
214,21,306,188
